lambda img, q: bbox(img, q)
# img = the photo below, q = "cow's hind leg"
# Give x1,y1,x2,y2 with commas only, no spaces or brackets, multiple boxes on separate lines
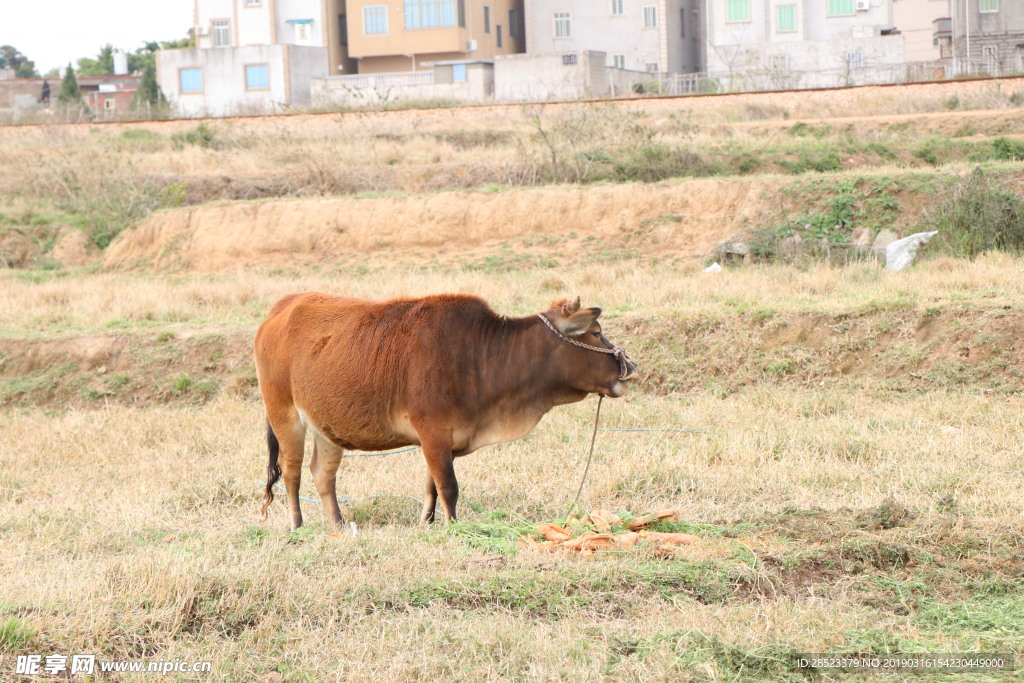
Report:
311,435,346,532
420,472,438,524
268,409,306,530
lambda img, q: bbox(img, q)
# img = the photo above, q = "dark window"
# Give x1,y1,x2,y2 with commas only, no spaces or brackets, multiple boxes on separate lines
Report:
484,5,491,33
509,8,518,37
562,53,577,65
339,14,348,44
680,9,685,36
497,24,503,48
458,0,465,27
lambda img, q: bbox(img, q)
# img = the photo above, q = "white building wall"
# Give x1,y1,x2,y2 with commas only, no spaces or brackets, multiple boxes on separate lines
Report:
526,0,696,73
494,50,647,100
706,0,906,87
158,45,328,116
276,0,328,46
238,1,274,45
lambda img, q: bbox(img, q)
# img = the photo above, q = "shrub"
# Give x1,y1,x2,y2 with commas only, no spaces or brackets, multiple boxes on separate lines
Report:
925,167,1024,257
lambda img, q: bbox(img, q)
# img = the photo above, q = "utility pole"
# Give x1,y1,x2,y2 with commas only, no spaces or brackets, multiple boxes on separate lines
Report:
965,0,971,74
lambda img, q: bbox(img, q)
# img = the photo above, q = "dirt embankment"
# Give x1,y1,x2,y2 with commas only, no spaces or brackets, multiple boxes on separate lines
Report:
4,306,1022,409
101,179,787,271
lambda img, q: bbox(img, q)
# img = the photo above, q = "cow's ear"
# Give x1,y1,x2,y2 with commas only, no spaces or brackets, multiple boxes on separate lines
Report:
556,307,601,336
561,296,581,316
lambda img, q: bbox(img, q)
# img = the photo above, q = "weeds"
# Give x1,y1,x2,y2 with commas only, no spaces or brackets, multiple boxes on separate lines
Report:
926,167,1024,257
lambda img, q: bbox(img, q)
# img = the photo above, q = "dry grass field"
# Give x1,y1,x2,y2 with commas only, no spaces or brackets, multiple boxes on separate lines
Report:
2,81,1024,681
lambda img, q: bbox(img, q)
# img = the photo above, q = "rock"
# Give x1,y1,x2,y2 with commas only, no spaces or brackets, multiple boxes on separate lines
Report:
872,228,899,251
885,231,938,271
50,228,97,267
779,233,803,257
722,240,749,256
851,226,874,247
702,261,722,272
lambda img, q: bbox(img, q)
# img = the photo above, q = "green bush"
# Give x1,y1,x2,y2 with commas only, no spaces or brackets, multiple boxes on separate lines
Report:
926,167,1024,257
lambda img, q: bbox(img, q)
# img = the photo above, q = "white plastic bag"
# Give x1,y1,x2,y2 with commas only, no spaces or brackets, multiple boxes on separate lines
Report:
885,231,938,272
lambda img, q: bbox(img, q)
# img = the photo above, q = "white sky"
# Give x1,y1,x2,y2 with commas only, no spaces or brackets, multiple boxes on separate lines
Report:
3,1,195,75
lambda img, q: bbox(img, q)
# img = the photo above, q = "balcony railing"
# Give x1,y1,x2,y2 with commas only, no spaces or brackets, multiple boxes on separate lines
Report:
321,71,435,90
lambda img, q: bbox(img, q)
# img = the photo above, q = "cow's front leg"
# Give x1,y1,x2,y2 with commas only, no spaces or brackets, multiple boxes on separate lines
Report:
421,472,438,524
418,430,458,523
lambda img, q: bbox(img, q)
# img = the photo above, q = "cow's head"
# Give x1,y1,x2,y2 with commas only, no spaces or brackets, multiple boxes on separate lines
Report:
542,297,638,398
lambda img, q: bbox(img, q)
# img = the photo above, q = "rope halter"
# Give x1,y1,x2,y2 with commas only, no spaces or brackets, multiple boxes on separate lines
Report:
537,313,638,381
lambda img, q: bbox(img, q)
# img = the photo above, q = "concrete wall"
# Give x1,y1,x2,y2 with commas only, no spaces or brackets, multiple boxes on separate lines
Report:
494,50,645,100
311,61,493,103
525,0,699,74
158,44,328,116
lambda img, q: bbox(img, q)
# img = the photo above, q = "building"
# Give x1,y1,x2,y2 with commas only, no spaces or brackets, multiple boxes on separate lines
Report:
893,0,949,61
193,0,356,74
160,0,350,114
343,0,526,73
704,0,908,89
949,0,1024,74
524,0,702,75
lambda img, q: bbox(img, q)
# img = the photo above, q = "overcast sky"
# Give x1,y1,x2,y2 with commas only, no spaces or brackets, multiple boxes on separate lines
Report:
3,1,195,74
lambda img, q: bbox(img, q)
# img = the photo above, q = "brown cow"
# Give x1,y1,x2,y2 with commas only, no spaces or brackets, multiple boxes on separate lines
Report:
254,293,637,530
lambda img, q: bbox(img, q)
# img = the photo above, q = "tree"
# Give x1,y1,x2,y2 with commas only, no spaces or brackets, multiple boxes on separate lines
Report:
0,45,39,78
131,61,167,110
77,44,115,76
56,63,90,116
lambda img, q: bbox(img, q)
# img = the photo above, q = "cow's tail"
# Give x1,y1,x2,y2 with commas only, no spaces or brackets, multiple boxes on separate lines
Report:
261,419,282,519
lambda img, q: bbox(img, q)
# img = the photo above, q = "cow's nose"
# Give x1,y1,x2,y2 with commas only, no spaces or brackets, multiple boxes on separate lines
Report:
620,358,638,381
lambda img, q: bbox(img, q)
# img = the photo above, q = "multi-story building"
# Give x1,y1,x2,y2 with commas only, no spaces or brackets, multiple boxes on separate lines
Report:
704,0,907,89
193,0,356,74
344,0,526,73
159,0,354,115
524,0,702,74
949,0,1024,74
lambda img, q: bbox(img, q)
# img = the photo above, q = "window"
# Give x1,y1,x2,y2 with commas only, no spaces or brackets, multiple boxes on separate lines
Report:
179,67,202,92
643,6,657,27
212,20,231,47
554,12,571,37
404,0,457,29
776,5,796,32
770,54,789,71
452,64,467,81
680,9,686,36
645,62,660,72
339,14,348,44
245,64,269,89
497,24,503,48
509,8,518,37
612,53,625,69
294,22,312,43
562,53,577,65
827,0,855,16
103,98,116,110
611,0,624,15
726,0,750,22
982,45,998,70
846,50,864,68
484,5,491,33
458,0,465,27
363,5,388,34
245,0,260,6
979,0,998,11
